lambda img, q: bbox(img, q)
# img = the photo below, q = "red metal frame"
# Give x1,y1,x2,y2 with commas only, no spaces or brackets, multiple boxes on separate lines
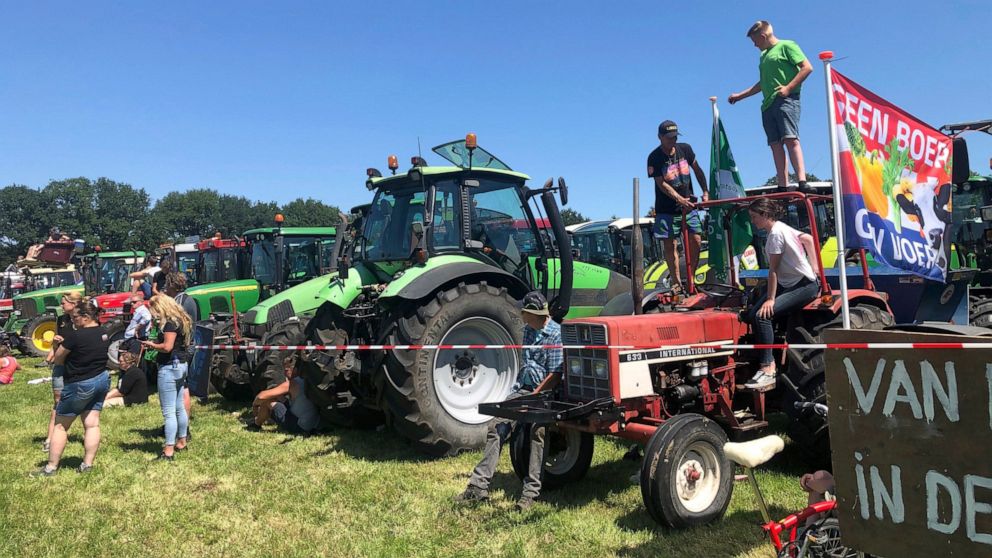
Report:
763,500,837,552
196,238,245,251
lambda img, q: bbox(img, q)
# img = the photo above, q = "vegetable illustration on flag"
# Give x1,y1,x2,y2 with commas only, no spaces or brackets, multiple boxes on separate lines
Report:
830,69,953,282
707,113,752,282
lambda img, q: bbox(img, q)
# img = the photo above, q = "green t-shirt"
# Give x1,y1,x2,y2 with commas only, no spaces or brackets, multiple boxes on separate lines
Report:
758,39,807,111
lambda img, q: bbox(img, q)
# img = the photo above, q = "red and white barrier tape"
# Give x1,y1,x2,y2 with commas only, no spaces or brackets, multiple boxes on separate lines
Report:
192,342,992,352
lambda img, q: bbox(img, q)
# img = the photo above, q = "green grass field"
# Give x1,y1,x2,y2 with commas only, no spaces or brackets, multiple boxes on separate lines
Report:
0,357,811,557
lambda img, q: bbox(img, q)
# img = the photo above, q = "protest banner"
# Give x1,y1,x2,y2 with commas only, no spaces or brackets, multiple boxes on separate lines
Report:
830,70,954,282
824,328,992,557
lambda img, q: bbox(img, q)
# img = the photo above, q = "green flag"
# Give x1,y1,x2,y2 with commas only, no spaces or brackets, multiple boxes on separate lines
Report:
707,117,752,282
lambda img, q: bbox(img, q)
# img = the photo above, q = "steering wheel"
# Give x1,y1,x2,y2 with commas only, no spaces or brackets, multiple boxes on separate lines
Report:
694,282,742,307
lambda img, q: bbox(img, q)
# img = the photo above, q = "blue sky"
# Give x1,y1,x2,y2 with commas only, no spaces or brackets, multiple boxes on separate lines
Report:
2,1,990,219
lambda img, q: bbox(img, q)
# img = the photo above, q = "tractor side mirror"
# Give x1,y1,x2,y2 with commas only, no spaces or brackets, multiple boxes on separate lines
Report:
558,177,568,206
951,136,971,185
411,221,424,236
981,206,992,222
337,255,350,280
462,179,480,188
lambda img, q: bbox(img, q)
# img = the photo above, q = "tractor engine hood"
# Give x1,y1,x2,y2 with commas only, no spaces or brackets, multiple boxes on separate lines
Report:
13,284,83,301
93,292,131,312
567,310,747,351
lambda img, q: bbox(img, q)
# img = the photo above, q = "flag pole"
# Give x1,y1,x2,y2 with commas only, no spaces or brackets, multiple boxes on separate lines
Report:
821,51,851,329
709,96,731,282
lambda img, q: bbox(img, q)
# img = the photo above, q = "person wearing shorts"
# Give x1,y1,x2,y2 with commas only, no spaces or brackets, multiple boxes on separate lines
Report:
249,353,319,435
647,120,708,291
43,292,80,453
728,20,813,192
34,300,110,476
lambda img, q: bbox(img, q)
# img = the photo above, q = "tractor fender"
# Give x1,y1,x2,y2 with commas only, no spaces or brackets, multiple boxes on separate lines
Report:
805,288,890,315
387,262,530,302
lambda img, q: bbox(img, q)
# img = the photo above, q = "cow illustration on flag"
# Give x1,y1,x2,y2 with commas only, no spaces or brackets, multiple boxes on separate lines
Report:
830,69,953,282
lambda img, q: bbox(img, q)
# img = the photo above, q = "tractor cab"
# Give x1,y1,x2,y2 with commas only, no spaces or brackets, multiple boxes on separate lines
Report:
81,250,145,296
243,223,337,299
156,241,201,287
196,237,248,284
568,218,668,283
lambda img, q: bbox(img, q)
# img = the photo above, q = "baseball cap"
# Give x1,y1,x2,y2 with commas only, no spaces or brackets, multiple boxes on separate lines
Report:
518,291,550,316
658,120,680,138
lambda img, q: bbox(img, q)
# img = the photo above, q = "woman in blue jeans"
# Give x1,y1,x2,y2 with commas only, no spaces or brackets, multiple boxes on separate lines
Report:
745,198,820,389
142,295,192,460
35,299,110,476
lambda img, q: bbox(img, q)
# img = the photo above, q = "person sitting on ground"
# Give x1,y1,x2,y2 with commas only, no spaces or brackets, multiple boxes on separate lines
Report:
744,198,820,389
129,256,160,299
249,353,320,435
0,345,21,385
104,351,149,407
121,292,152,355
33,300,111,476
454,291,563,512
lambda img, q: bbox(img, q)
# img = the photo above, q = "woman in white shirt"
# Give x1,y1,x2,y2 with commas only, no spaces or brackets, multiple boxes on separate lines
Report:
745,198,820,389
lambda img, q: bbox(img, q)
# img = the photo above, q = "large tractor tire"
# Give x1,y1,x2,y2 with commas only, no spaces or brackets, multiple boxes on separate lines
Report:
383,282,523,456
784,303,894,469
509,424,594,490
207,322,253,401
970,297,992,328
251,317,309,394
102,319,128,370
640,413,734,529
21,314,58,357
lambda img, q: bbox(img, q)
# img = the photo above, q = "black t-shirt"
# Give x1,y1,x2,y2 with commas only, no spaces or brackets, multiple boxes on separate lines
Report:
56,313,74,337
152,271,167,294
647,143,697,215
156,319,191,365
118,366,148,405
61,326,110,384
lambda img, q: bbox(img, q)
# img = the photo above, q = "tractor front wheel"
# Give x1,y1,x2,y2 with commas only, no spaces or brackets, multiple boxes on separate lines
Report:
383,282,523,456
252,317,309,394
207,322,253,401
21,314,58,357
509,424,594,490
640,413,733,529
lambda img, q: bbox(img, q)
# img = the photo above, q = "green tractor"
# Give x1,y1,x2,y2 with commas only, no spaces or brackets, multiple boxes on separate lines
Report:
187,221,339,399
295,135,632,455
1,265,82,356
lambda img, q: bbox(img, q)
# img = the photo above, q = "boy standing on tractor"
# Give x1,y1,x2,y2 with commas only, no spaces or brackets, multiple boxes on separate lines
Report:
728,20,813,192
647,120,708,292
454,291,563,512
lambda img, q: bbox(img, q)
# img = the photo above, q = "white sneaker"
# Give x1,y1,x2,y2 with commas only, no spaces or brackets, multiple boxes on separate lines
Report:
745,371,776,389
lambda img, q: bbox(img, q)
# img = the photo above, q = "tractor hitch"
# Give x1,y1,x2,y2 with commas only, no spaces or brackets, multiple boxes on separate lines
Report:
478,392,619,424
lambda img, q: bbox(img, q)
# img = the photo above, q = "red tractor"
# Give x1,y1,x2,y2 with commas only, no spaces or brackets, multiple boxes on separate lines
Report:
481,191,893,529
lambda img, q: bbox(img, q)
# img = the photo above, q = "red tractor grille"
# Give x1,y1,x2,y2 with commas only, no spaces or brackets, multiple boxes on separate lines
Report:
562,323,610,401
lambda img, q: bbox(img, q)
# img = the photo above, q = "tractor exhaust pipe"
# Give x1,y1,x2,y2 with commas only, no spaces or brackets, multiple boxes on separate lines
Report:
542,188,572,321
632,178,644,315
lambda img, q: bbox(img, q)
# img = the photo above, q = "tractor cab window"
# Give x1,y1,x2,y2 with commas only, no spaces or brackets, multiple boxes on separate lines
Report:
283,236,334,283
618,225,657,271
363,181,460,261
250,238,277,286
467,180,541,278
569,222,615,269
177,253,199,284
201,248,241,283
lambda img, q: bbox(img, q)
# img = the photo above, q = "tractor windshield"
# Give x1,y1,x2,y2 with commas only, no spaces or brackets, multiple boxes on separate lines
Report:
617,225,658,271
85,258,132,294
570,222,615,269
363,180,461,261
200,248,241,283
31,270,78,290
467,179,544,279
251,236,337,286
177,252,198,284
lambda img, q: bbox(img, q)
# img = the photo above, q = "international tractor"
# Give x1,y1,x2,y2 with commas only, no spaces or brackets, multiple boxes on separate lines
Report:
188,220,339,399
480,190,895,529
288,135,632,456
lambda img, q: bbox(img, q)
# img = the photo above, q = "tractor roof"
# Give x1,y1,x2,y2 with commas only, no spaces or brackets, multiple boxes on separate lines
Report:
567,218,654,234
242,226,337,236
368,166,530,188
25,265,76,274
97,250,146,259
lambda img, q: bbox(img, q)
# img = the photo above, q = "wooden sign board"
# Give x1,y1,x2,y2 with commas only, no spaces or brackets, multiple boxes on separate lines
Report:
824,328,992,557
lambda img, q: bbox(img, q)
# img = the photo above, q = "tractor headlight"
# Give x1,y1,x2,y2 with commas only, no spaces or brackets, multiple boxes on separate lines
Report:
568,357,583,375
981,205,992,222
593,360,608,379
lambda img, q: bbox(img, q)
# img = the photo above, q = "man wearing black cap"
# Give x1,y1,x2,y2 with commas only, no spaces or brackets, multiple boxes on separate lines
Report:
647,121,708,291
454,291,563,512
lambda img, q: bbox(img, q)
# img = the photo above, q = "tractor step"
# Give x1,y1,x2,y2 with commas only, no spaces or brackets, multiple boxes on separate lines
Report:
734,418,769,432
735,382,775,394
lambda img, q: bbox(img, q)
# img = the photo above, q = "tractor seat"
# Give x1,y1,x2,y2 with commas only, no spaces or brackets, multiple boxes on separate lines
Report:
723,435,785,468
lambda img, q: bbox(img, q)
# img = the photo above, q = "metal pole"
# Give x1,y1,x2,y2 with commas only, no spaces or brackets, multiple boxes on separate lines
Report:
821,51,851,329
632,178,644,315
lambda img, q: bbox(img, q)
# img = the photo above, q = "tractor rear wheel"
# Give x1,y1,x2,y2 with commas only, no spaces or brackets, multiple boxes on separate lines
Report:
640,413,733,528
970,298,992,328
509,424,594,490
383,282,522,456
102,319,128,370
21,314,57,357
784,303,894,469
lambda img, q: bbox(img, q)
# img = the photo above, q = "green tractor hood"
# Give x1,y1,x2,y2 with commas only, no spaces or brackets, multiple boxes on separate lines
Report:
186,278,260,317
13,283,84,303
242,273,341,338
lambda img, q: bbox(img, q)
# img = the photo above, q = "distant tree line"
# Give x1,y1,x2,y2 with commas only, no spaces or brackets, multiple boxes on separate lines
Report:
0,177,342,267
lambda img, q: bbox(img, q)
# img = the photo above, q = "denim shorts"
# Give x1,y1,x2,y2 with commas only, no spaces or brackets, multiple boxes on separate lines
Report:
51,364,66,394
56,371,110,417
762,94,801,145
271,402,303,434
653,210,703,239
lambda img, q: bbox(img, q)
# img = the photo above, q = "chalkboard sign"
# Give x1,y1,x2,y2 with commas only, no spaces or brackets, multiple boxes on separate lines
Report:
824,328,992,557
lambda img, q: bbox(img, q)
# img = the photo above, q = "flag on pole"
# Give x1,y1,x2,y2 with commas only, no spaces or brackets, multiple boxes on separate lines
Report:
707,116,752,282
